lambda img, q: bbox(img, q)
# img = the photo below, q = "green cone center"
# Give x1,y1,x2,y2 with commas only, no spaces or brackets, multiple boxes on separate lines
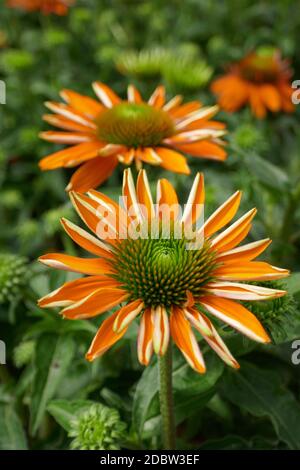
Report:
96,103,175,148
111,232,218,308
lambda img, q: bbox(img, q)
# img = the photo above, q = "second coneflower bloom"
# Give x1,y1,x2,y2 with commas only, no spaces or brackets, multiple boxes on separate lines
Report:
38,170,288,373
211,48,294,118
6,0,73,14
39,83,227,192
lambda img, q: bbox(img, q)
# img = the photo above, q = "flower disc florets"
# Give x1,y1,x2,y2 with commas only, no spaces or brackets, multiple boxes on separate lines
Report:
111,226,217,307
96,102,175,148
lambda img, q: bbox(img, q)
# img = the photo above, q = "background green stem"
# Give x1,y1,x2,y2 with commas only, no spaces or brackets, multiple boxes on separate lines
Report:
158,343,176,450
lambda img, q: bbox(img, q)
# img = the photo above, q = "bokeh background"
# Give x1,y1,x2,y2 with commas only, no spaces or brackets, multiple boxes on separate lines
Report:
1,0,300,450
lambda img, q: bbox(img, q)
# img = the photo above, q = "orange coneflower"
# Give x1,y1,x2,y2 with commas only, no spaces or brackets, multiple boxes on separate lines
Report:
211,48,294,118
39,84,227,192
6,0,73,15
38,169,288,373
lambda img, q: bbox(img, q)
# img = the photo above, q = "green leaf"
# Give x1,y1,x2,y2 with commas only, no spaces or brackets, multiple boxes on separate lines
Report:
221,362,300,449
30,334,75,436
132,350,224,437
244,153,289,191
0,404,27,450
48,399,93,433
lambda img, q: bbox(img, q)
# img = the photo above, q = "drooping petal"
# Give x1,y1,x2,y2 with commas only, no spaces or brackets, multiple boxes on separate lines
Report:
184,307,239,368
137,308,154,366
113,299,144,333
155,147,190,174
39,253,113,275
69,192,103,235
200,295,271,343
60,218,113,258
65,155,118,192
152,306,170,355
213,261,289,281
86,310,129,361
61,288,128,319
38,275,119,308
249,85,266,119
259,84,281,112
204,191,241,237
204,281,287,301
92,82,121,108
170,306,205,373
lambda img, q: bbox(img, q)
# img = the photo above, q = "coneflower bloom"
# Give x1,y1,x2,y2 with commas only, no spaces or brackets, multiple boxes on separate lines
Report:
211,49,294,118
39,84,227,192
6,0,73,14
38,170,288,373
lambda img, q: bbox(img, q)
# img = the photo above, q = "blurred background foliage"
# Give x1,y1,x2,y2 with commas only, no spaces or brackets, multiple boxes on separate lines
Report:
1,0,300,450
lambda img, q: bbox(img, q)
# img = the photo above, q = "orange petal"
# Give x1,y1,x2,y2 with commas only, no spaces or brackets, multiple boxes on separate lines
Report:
249,85,266,119
182,172,205,225
135,147,162,165
127,85,142,103
86,309,129,361
148,85,165,108
122,168,143,222
155,147,190,174
211,208,257,251
39,142,102,170
113,299,144,333
200,296,271,343
92,82,121,108
170,306,205,373
137,308,154,366
152,306,170,355
204,191,241,238
66,155,118,192
169,101,202,119
39,253,113,275
156,178,179,221
184,307,239,368
69,192,104,235
40,131,95,144
174,140,227,161
213,261,289,281
259,84,281,112
38,275,119,308
45,101,96,129
136,169,155,219
61,287,128,319
60,89,104,118
43,114,90,133
216,238,271,263
204,281,286,301
60,218,113,258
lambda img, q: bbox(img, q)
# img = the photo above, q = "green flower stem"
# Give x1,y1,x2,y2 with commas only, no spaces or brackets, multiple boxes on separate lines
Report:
158,342,176,450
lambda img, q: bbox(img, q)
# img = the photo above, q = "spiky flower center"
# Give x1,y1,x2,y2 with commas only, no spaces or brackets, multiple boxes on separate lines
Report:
111,229,218,307
96,103,175,148
239,49,281,83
